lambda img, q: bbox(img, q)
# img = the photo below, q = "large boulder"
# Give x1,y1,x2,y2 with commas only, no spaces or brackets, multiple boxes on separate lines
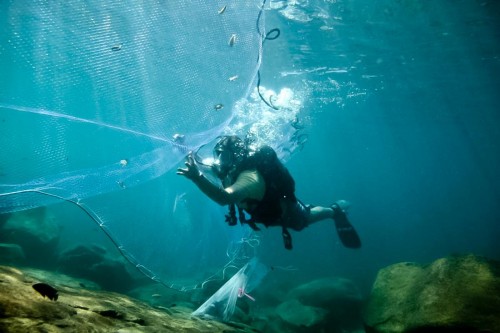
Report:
364,254,500,333
57,244,146,293
276,299,327,328
287,276,363,308
0,207,60,268
0,243,25,264
0,212,11,229
275,276,364,332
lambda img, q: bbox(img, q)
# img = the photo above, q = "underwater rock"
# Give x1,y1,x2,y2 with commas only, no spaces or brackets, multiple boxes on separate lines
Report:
276,299,327,327
0,243,25,264
58,244,107,270
0,212,11,228
88,260,137,291
363,254,500,333
287,276,363,308
58,244,145,293
271,276,363,332
0,265,242,332
289,277,363,330
0,207,60,268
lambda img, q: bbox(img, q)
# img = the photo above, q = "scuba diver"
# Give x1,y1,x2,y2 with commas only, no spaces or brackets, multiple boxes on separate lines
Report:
177,135,361,250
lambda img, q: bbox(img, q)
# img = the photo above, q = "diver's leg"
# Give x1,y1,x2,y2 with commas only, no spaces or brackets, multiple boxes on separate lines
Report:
307,200,351,224
307,206,334,224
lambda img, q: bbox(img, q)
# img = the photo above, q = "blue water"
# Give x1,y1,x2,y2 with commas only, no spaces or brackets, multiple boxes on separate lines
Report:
257,0,500,292
1,0,499,307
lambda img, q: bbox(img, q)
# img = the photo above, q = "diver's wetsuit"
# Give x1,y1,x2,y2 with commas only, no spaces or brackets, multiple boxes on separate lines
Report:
226,169,310,231
179,136,361,250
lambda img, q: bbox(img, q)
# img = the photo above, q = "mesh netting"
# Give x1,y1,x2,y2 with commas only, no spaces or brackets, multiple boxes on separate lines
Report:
0,1,264,209
192,257,269,321
0,1,268,289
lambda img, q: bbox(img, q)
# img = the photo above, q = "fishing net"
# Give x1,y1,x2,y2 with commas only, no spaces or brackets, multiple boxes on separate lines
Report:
0,1,276,289
192,257,269,321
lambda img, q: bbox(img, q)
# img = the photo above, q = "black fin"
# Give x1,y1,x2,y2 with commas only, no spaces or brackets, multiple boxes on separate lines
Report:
332,206,361,249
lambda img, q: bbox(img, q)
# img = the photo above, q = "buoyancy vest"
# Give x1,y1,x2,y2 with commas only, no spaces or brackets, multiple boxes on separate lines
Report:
226,145,297,249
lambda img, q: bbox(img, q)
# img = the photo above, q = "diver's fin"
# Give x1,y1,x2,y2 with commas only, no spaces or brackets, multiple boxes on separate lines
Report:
332,204,361,249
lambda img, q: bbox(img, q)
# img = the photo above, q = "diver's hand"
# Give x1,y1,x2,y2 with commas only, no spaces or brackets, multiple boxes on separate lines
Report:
176,152,202,181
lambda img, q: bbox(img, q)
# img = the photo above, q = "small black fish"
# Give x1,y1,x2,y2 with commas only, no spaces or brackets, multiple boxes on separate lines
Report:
32,282,58,301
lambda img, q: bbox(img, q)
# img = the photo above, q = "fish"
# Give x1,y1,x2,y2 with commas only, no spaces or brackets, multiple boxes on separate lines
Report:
228,34,236,47
172,133,185,143
173,192,187,214
32,282,58,301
